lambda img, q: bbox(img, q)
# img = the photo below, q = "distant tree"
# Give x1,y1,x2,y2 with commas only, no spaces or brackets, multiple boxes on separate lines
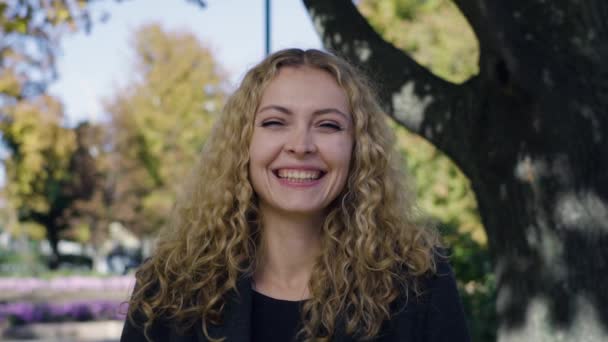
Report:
0,96,76,266
2,99,128,268
1,0,115,260
61,122,114,248
0,0,91,102
105,23,226,236
0,0,207,102
303,0,608,341
0,0,208,267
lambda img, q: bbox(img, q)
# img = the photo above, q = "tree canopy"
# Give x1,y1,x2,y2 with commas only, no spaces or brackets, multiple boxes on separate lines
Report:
0,1,224,261
104,23,226,236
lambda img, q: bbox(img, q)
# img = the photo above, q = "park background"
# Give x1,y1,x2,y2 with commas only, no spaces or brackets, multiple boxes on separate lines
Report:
2,0,606,341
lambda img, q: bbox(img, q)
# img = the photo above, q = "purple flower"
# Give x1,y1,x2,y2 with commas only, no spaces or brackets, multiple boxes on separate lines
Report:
0,300,128,324
0,275,135,295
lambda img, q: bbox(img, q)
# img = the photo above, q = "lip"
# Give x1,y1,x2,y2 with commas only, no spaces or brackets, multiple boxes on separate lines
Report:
272,166,327,172
271,166,327,178
271,166,327,188
275,175,324,188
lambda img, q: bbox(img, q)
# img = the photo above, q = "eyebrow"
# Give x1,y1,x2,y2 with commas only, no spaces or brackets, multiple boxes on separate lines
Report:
257,105,351,121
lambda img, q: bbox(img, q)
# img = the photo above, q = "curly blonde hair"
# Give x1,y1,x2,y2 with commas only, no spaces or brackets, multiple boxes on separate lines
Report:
127,48,440,341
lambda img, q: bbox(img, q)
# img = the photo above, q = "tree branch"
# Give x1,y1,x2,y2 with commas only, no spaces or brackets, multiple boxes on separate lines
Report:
302,0,481,174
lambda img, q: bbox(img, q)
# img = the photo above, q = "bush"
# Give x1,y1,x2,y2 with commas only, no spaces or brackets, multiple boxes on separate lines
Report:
443,223,497,342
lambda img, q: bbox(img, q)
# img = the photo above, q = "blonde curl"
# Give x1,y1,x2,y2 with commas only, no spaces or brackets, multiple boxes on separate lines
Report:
126,49,440,342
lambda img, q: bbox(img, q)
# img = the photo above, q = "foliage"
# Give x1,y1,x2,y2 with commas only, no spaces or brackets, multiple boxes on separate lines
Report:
0,0,112,265
0,0,93,102
0,96,78,260
393,122,496,340
0,0,206,103
0,243,47,276
1,9,224,267
1,97,74,212
0,104,114,265
61,122,114,246
104,23,227,236
442,223,497,341
360,0,482,239
393,123,483,242
359,1,494,340
359,0,478,83
0,107,111,269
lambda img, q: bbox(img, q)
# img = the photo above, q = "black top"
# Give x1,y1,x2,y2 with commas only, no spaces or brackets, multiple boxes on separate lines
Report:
119,256,471,341
251,290,303,342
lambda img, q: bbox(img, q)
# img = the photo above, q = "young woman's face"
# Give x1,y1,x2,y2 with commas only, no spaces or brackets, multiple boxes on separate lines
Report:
249,66,354,218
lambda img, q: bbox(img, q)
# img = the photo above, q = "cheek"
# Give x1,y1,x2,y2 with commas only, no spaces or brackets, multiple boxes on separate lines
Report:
329,139,354,170
248,137,267,194
249,132,280,167
249,134,267,164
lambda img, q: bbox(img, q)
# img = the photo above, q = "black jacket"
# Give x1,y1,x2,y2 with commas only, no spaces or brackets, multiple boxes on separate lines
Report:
120,259,470,342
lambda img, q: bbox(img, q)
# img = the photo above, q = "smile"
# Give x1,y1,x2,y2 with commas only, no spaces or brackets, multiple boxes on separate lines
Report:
273,169,326,182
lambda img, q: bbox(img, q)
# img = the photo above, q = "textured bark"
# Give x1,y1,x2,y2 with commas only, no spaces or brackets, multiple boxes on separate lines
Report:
303,0,608,341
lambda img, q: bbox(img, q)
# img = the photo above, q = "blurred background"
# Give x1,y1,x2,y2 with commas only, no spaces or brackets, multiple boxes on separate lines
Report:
0,0,493,341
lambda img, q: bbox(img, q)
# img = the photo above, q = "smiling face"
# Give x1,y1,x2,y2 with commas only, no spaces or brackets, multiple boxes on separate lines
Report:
248,66,354,219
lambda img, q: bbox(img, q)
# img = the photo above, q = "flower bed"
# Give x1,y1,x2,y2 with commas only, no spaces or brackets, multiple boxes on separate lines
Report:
0,300,127,325
0,275,135,325
0,275,135,294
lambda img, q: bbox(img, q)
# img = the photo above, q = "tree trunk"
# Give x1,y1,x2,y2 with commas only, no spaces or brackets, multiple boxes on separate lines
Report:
32,209,64,269
45,219,61,269
303,0,608,341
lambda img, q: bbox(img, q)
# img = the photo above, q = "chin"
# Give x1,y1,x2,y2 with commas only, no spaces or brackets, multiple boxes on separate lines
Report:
274,204,327,217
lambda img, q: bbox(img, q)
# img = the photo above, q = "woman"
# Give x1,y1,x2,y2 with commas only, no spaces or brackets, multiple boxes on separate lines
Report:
121,48,470,342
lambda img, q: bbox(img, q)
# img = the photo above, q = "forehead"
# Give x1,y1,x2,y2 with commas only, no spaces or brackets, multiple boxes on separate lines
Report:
258,66,350,113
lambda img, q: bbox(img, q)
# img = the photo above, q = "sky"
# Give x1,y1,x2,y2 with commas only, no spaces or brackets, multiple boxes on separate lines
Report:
0,0,322,186
48,0,322,126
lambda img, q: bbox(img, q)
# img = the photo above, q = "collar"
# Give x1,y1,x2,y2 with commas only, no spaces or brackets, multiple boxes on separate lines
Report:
196,274,253,342
193,274,354,342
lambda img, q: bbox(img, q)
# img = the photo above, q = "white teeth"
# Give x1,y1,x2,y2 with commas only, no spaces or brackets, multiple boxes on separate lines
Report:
277,169,322,180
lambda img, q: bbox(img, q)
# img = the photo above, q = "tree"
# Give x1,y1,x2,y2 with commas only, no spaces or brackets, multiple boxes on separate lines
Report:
1,1,101,264
1,1,208,267
0,96,77,266
393,121,496,341
303,0,608,341
61,122,114,248
360,0,484,241
360,1,494,339
105,23,226,236
0,0,206,102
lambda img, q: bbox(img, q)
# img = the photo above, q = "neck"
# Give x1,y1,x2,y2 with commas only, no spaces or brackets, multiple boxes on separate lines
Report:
253,204,323,300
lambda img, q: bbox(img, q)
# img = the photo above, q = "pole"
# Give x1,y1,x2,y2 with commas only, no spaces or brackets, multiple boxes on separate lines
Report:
265,0,271,55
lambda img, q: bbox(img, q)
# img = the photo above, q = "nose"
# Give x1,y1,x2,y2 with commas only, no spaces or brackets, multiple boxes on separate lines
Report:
285,126,317,155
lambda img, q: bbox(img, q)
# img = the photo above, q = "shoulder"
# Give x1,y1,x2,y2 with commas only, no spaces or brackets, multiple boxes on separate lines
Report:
423,251,459,297
119,261,176,342
386,252,471,342
120,308,201,342
421,253,470,341
120,309,172,342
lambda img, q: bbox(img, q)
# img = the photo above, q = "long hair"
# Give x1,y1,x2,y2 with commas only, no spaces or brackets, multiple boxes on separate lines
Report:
126,48,440,341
